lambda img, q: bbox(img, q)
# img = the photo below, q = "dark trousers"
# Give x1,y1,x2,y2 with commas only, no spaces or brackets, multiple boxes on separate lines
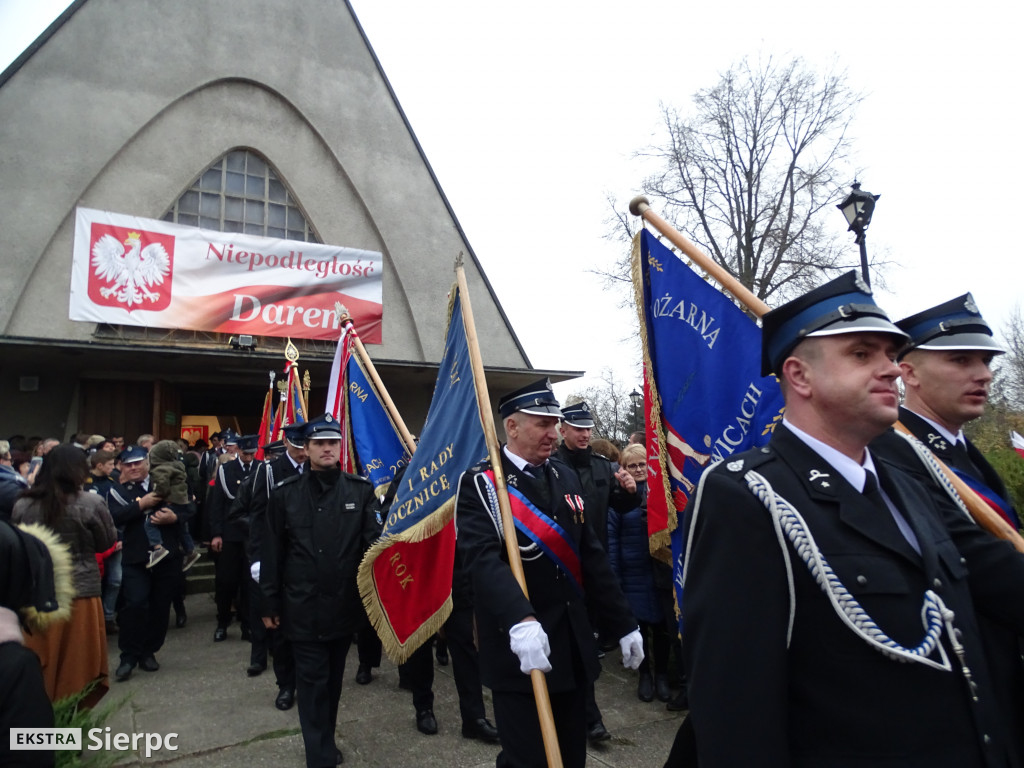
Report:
356,622,382,668
493,686,587,768
639,619,671,676
249,579,294,688
445,599,486,725
401,642,434,714
0,643,54,768
292,636,352,768
118,556,179,663
214,539,249,631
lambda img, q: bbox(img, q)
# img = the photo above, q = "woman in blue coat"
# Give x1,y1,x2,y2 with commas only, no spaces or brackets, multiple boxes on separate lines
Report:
607,443,670,702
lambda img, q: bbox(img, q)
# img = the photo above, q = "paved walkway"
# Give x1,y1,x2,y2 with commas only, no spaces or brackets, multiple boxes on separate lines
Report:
97,594,683,767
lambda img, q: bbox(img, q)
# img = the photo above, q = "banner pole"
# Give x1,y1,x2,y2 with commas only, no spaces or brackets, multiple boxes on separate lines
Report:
335,307,417,456
630,195,1024,552
454,255,563,768
629,195,771,317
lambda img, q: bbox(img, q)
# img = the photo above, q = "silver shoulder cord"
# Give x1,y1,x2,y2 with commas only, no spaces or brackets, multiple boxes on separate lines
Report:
896,430,974,521
683,463,978,693
477,472,541,560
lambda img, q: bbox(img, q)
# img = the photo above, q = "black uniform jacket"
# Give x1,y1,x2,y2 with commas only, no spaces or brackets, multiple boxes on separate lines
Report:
107,479,194,566
207,458,256,542
873,412,1024,767
683,423,1024,768
554,444,639,551
260,467,379,642
241,455,302,564
897,407,1019,516
455,452,636,694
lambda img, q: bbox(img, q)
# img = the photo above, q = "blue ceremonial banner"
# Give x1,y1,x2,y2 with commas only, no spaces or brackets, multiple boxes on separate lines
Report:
636,230,784,624
357,285,487,662
348,354,411,496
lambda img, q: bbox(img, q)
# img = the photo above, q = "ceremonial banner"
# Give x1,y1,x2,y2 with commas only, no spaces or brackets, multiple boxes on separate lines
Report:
358,286,487,662
255,377,275,461
70,207,383,342
634,230,785,619
1013,431,1024,461
347,354,411,495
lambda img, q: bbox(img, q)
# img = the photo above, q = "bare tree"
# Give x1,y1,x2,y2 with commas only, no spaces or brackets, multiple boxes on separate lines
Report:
605,55,884,304
995,304,1024,411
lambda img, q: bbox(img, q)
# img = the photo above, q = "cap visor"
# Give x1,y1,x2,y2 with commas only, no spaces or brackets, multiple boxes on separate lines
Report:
807,315,909,340
915,332,1006,354
518,405,565,418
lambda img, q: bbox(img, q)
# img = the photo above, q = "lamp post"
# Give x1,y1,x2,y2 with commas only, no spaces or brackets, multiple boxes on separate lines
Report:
628,387,643,435
836,182,880,287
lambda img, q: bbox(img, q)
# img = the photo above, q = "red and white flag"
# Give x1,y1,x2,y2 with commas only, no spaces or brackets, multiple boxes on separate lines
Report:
1012,431,1024,460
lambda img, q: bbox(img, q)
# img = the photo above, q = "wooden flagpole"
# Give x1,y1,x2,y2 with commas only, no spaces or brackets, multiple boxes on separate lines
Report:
335,305,417,456
454,255,563,768
629,195,1024,554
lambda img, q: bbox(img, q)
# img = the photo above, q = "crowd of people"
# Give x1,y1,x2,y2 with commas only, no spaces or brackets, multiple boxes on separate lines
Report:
3,278,1024,768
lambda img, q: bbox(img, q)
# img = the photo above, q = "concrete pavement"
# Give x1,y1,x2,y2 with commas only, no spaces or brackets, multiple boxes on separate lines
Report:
98,594,683,766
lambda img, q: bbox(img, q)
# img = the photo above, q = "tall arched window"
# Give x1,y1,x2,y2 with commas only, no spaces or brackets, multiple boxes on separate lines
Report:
162,149,320,242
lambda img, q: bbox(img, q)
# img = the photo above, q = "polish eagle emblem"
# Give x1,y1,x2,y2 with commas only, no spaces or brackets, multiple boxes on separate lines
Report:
91,231,170,307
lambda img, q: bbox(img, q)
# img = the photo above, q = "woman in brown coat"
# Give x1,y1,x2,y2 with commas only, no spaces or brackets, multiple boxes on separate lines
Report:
13,444,116,707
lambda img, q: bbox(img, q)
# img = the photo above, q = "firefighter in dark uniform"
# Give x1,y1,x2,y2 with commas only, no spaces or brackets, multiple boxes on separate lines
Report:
871,293,1024,765
260,413,380,768
243,425,304,711
455,378,643,768
207,433,259,642
554,400,641,743
108,445,194,682
680,271,1024,767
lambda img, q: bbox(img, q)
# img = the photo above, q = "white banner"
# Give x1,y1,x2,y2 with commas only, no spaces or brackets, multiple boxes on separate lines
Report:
69,207,383,342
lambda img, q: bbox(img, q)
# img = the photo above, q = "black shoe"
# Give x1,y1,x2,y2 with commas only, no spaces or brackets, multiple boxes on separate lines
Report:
336,747,344,765
435,639,448,666
247,663,266,677
637,671,655,702
105,619,119,635
655,673,671,702
461,717,499,743
213,626,227,642
175,612,187,629
275,688,295,711
587,721,611,743
139,655,160,672
355,663,372,685
416,709,438,735
666,690,689,712
115,661,135,682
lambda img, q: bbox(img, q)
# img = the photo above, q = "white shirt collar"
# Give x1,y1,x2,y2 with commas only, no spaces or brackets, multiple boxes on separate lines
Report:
904,408,964,447
784,419,878,493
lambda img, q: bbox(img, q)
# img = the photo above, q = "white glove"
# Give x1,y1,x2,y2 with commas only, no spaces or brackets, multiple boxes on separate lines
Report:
619,628,645,670
250,561,260,582
509,620,552,674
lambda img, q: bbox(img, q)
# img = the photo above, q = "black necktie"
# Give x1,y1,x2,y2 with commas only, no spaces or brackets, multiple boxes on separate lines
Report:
862,470,889,514
523,463,543,479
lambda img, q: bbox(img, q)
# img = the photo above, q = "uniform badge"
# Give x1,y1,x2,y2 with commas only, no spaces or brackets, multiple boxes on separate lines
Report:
854,274,871,294
345,502,355,510
508,474,519,488
726,460,744,472
808,469,831,489
927,433,949,452
964,294,978,313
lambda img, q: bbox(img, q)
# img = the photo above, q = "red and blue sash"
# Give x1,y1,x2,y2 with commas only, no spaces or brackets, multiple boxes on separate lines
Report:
949,467,1020,530
482,470,583,595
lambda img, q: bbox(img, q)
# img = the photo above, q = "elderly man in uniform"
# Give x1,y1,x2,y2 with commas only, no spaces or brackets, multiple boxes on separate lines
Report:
108,445,193,682
261,413,379,768
456,379,643,768
207,433,260,642
554,401,641,742
679,271,1024,767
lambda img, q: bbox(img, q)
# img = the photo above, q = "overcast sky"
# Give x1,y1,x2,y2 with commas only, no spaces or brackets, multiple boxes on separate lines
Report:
3,0,1022,402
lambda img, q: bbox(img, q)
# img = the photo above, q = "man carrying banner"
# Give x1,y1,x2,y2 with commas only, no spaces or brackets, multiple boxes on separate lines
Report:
872,294,1024,763
456,378,643,768
261,413,380,768
680,272,1024,767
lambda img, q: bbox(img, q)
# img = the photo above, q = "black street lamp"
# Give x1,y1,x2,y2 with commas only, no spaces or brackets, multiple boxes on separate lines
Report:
628,387,643,434
836,182,880,287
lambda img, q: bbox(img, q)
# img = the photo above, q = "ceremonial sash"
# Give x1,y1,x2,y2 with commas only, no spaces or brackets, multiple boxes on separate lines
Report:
949,467,1020,530
482,470,583,595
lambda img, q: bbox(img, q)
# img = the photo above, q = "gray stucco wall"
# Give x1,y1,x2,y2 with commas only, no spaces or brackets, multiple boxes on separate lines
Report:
0,0,528,369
